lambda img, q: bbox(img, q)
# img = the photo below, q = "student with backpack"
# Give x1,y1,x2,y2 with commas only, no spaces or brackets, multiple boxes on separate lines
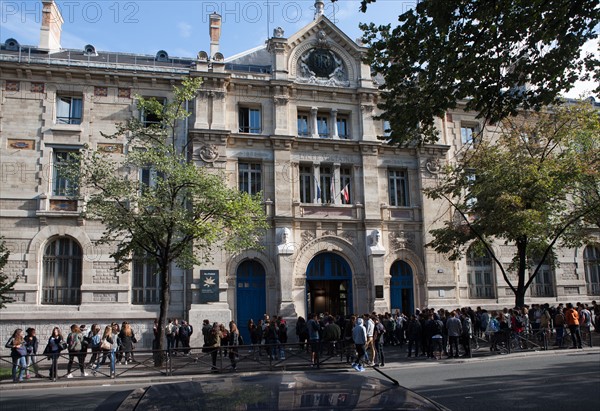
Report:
65,324,87,378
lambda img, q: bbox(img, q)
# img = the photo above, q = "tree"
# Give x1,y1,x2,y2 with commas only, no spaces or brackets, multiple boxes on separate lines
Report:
424,103,600,307
355,0,600,146
0,236,16,309
70,77,268,364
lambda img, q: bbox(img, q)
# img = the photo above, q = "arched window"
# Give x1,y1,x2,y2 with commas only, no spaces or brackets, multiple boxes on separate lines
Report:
467,246,495,299
132,253,161,304
42,237,82,305
584,245,600,295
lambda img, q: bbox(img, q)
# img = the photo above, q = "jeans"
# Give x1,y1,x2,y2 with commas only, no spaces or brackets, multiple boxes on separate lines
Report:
12,355,26,382
568,325,582,348
375,339,385,365
448,335,460,357
407,338,420,356
97,350,116,373
26,354,39,376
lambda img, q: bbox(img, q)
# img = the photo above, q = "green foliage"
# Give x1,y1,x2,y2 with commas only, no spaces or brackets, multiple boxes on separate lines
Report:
0,237,16,309
425,103,600,305
358,0,599,146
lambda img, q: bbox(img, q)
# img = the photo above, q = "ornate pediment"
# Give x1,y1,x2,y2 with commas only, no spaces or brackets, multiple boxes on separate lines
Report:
295,31,350,87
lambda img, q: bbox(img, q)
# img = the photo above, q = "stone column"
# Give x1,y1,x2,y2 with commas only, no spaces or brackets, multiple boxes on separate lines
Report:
332,163,340,205
311,107,319,139
331,108,339,139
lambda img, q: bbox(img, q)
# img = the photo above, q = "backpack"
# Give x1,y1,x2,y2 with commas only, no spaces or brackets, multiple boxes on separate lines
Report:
66,333,75,350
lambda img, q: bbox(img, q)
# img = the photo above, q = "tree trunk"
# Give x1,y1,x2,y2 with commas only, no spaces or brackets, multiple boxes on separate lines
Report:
514,238,528,308
155,264,170,367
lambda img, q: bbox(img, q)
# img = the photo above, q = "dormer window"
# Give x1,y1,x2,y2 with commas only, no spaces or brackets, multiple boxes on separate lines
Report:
156,50,169,62
5,38,20,51
83,44,97,56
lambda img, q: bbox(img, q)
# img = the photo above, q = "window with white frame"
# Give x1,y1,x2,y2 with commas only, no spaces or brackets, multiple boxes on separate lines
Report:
239,107,261,134
319,165,333,203
337,116,349,139
52,150,79,196
239,162,262,195
297,113,310,137
388,169,409,207
56,96,82,125
299,165,313,203
467,246,495,299
461,125,477,145
317,116,329,138
132,252,161,304
42,236,82,305
584,245,600,295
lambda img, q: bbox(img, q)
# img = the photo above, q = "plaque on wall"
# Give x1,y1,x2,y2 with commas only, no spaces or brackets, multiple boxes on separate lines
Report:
199,270,219,303
375,285,384,299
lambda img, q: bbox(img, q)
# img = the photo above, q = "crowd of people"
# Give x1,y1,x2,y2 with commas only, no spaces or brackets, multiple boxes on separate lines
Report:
4,321,138,382
4,301,598,382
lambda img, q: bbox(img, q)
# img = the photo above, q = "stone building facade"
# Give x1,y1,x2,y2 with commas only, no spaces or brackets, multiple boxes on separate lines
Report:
1,1,598,345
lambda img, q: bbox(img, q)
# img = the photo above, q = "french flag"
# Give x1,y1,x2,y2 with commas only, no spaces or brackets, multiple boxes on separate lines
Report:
341,184,350,204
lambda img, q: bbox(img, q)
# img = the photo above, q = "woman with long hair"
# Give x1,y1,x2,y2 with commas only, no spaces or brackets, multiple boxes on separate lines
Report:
118,322,137,364
228,321,240,371
87,324,101,368
93,325,116,378
47,327,64,381
5,328,27,382
24,328,39,379
66,324,87,378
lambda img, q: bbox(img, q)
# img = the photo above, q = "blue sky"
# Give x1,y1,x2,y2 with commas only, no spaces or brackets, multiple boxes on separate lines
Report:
1,0,597,98
0,0,403,57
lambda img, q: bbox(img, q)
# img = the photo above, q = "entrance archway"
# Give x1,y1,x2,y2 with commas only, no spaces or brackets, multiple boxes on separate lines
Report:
305,253,352,316
390,260,414,314
236,260,266,343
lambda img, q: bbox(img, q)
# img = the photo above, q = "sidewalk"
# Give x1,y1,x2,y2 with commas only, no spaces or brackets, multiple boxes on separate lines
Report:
2,332,599,391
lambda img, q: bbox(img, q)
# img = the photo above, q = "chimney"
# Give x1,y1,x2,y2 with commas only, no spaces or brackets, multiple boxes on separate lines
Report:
314,1,325,20
209,13,222,59
39,0,63,52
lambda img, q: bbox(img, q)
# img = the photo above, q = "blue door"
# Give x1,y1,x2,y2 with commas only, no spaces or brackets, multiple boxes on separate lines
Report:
236,260,266,344
390,260,414,315
306,253,352,316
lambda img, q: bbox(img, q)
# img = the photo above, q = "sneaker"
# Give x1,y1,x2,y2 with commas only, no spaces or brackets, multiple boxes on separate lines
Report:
66,373,73,379
110,372,115,379
92,370,96,377
124,361,128,365
352,364,359,371
81,372,88,377
358,365,365,372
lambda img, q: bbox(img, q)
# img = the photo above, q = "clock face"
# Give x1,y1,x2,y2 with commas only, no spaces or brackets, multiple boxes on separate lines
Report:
307,48,336,78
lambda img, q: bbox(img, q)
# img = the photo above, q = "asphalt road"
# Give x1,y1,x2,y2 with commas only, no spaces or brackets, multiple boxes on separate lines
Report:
0,350,598,411
394,350,600,411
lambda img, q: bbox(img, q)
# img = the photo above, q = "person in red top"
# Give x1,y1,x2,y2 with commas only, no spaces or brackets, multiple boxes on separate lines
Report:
564,303,582,349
